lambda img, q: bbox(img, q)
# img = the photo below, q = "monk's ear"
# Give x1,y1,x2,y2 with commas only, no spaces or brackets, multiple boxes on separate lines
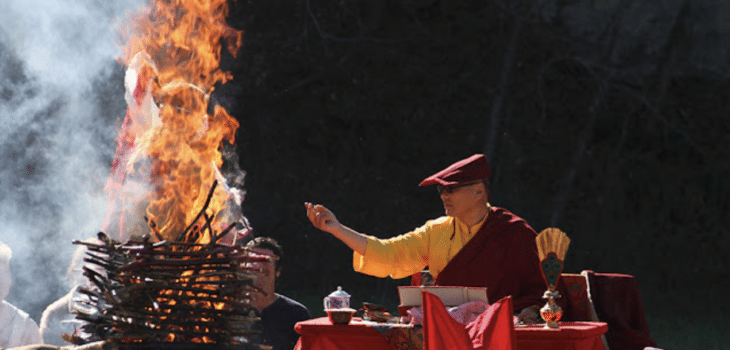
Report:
481,180,492,202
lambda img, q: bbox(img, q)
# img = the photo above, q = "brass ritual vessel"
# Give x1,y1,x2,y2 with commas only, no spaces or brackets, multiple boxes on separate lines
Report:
540,289,563,329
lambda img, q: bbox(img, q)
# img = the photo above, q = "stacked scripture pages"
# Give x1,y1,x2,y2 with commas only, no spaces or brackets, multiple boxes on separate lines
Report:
398,286,488,307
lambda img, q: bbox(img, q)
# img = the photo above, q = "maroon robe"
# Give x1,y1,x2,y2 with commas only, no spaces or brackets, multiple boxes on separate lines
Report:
435,207,548,311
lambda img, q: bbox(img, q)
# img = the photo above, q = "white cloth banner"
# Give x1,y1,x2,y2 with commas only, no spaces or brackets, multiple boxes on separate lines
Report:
0,300,43,348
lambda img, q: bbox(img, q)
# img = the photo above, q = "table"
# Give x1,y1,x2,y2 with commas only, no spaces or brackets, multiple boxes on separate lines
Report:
515,322,608,350
294,317,420,350
294,317,608,350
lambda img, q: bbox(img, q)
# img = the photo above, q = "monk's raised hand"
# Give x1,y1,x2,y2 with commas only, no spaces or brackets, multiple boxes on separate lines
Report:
304,202,340,233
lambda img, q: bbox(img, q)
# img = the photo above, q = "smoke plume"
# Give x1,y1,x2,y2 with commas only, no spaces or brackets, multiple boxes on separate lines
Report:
0,0,146,321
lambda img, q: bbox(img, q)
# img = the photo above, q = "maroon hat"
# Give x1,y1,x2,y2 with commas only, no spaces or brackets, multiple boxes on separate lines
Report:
418,154,491,187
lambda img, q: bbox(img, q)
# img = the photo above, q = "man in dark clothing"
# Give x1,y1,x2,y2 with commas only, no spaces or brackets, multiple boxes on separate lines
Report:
245,237,311,350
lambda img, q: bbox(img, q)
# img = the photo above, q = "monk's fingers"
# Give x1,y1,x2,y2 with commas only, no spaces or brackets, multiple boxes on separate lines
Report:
305,202,318,213
305,203,322,224
304,203,338,230
305,202,315,220
305,205,326,228
309,213,323,228
317,206,336,221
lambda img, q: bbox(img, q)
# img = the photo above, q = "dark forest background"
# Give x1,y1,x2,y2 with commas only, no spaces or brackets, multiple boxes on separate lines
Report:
214,0,728,347
0,0,727,348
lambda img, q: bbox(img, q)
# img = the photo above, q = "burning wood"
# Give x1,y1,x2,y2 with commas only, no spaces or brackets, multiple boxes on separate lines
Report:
78,0,264,346
70,182,271,350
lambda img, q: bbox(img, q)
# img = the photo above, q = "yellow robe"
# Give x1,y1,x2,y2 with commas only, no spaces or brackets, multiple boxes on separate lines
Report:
353,213,489,280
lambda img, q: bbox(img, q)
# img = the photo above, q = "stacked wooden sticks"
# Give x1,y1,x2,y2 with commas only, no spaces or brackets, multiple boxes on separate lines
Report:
70,182,270,350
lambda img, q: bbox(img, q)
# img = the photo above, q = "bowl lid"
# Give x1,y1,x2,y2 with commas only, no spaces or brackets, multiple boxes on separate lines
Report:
327,286,350,298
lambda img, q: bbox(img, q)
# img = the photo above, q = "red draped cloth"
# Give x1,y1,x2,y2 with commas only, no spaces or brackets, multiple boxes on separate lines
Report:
422,290,516,350
584,271,657,350
435,207,556,311
465,296,516,350
422,291,472,349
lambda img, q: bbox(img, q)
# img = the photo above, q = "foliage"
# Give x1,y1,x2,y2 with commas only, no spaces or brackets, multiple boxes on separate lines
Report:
215,0,728,325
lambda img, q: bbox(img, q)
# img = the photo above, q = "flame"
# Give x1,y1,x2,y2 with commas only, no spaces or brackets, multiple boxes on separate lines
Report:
106,0,243,242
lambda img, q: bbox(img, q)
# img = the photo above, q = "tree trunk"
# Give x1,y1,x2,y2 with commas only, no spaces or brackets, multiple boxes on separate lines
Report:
550,86,604,226
483,17,522,163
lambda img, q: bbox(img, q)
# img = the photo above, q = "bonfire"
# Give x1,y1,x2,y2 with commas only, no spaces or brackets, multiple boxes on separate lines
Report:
66,0,268,348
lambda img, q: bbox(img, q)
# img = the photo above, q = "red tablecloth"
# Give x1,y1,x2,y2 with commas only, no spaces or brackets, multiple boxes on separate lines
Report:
294,318,397,350
515,322,608,350
295,317,607,350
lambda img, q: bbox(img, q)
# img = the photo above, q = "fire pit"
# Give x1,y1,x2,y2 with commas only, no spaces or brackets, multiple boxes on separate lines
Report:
70,182,269,350
67,0,262,346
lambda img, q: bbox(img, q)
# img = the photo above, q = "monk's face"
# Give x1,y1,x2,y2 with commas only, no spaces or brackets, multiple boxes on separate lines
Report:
438,181,487,219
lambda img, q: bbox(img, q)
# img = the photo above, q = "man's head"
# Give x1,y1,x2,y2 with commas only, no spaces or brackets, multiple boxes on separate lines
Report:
437,180,489,218
245,237,283,294
419,154,491,219
418,154,491,187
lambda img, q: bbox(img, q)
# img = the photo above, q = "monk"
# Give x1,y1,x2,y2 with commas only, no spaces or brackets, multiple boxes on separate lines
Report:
0,241,43,348
305,154,547,323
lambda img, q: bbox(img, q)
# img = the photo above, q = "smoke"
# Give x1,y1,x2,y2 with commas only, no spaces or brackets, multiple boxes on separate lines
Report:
0,0,146,321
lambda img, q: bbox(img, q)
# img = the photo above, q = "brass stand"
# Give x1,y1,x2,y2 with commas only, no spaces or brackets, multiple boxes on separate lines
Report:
539,289,563,329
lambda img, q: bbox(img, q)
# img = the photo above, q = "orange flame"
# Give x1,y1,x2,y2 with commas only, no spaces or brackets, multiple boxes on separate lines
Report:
102,3,247,342
107,0,243,242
